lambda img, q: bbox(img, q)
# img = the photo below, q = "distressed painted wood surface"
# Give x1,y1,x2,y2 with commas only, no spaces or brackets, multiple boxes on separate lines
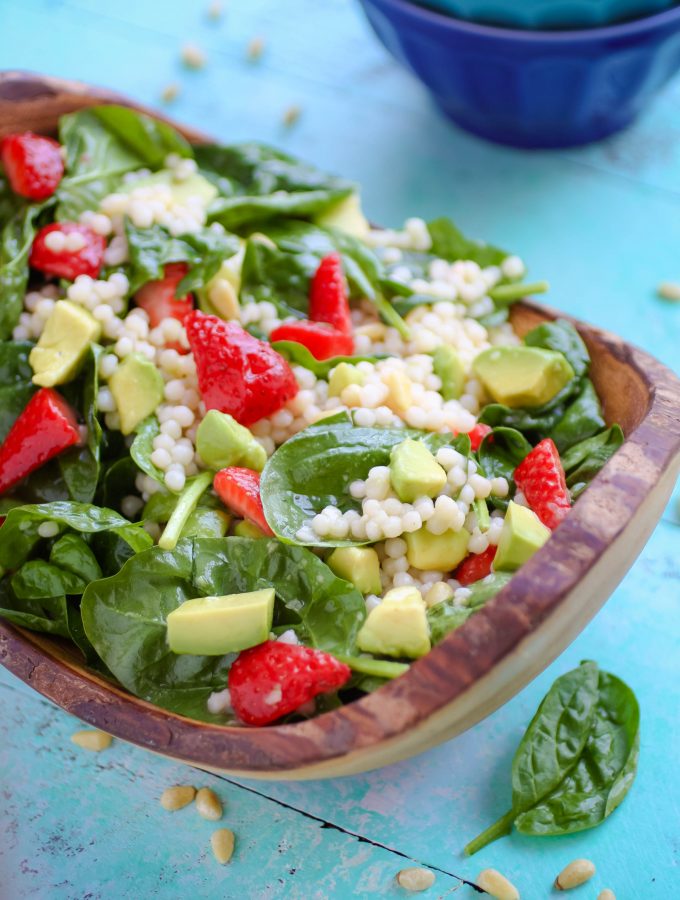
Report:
1,0,679,897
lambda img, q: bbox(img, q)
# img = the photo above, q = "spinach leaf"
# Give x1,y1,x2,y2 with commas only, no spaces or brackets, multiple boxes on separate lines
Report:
90,105,192,168
261,420,452,546
12,560,87,599
57,345,104,503
427,217,508,267
97,456,140,513
549,379,605,453
81,537,365,722
427,572,513,644
50,533,103,583
0,341,35,442
125,221,240,293
524,318,590,379
130,416,169,488
478,398,567,437
464,662,639,855
477,428,532,508
271,340,386,377
0,576,72,640
562,425,624,498
197,143,354,230
0,202,46,340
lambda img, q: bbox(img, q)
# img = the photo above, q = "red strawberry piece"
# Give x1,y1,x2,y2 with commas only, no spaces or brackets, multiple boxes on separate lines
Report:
455,545,497,586
134,262,194,328
228,640,352,726
0,132,64,201
30,222,106,280
466,423,492,451
0,388,81,496
185,311,297,426
269,320,354,360
213,467,274,536
309,252,352,334
514,437,571,530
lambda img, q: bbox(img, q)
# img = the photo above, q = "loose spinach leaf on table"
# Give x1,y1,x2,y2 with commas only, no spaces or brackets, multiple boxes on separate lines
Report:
197,142,354,230
261,420,455,546
427,573,513,644
271,340,386,377
81,537,365,722
0,341,35,442
125,221,240,294
0,201,47,340
464,661,639,854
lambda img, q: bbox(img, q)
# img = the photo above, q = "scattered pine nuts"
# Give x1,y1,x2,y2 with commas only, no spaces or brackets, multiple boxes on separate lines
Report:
160,784,196,811
71,729,112,752
396,867,435,892
195,786,223,821
657,281,680,301
181,43,207,69
247,36,265,62
161,83,180,104
597,891,616,900
555,859,596,890
211,828,235,864
476,868,520,900
282,104,302,128
206,0,223,20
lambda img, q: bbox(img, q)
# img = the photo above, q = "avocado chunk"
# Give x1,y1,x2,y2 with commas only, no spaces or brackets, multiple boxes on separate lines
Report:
357,586,431,659
472,346,574,408
315,193,369,238
29,300,101,387
109,352,165,435
327,547,382,595
389,439,447,503
433,345,466,400
196,409,267,472
405,527,470,571
328,362,365,398
494,501,551,572
234,520,268,540
180,508,230,539
166,588,275,655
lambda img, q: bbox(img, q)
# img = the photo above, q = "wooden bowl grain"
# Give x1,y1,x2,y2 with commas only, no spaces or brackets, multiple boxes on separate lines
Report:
1,72,679,780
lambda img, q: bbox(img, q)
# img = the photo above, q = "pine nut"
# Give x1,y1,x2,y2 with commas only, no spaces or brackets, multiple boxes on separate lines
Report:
282,105,302,128
396,867,435,892
71,729,112,752
195,787,223,821
476,868,520,900
247,36,265,62
597,891,616,900
555,859,596,890
657,281,680,301
160,785,196,811
211,828,235,864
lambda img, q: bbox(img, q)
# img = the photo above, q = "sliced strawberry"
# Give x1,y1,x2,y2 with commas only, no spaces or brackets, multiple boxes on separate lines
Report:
213,467,273,536
269,320,354,360
0,389,80,496
30,223,106,280
134,262,194,328
514,437,571,530
309,253,352,334
186,311,297,426
455,545,497,586
229,640,352,725
466,423,492,451
0,132,64,201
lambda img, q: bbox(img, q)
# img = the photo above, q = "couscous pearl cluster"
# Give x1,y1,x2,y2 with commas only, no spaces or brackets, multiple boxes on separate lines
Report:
363,218,432,252
12,285,62,341
66,273,130,339
239,300,282,337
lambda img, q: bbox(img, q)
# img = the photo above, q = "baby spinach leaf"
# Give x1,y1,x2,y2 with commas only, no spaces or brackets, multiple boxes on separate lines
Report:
50,533,103,584
261,420,452,546
562,425,624,498
90,105,192,168
477,428,532,508
0,340,36,442
97,456,140,513
125,221,240,293
478,399,567,437
427,217,508,267
0,576,72,639
271,340,386,377
524,319,590,379
549,379,605,453
427,573,513,644
130,416,170,489
11,560,87,599
0,201,47,340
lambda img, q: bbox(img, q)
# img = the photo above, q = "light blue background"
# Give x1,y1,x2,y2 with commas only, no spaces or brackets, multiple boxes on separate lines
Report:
1,1,679,897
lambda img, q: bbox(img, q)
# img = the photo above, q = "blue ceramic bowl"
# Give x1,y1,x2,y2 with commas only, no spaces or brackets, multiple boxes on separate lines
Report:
421,0,676,31
358,0,680,147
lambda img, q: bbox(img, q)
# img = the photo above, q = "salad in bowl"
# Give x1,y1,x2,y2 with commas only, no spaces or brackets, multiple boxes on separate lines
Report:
0,105,623,727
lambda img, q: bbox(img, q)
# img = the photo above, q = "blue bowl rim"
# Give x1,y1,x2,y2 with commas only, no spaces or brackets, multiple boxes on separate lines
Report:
363,0,680,41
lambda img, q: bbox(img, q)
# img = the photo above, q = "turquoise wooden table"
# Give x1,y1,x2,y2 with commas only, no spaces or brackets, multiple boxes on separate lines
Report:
1,1,679,897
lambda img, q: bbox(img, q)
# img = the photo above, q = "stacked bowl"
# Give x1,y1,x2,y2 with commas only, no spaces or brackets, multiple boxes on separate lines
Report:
358,0,680,147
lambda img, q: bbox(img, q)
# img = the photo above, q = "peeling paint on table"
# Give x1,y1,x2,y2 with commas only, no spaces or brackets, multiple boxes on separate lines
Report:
1,1,679,898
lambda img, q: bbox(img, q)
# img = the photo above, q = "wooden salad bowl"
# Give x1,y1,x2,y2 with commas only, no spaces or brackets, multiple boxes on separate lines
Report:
1,72,679,780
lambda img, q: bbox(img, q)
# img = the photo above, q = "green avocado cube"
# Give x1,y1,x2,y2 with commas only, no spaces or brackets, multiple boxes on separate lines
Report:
328,363,365,398
109,353,164,435
327,547,382,595
234,520,269,540
166,588,275,655
494,501,551,572
405,527,470,571
389,439,447,503
433,345,466,400
472,345,574,408
30,300,101,387
196,409,267,472
180,508,231,540
357,586,431,659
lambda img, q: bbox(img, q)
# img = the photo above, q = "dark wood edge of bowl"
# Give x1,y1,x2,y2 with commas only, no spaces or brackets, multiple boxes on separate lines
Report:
1,72,680,773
